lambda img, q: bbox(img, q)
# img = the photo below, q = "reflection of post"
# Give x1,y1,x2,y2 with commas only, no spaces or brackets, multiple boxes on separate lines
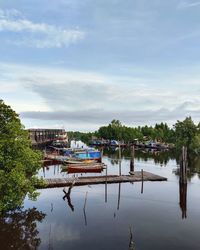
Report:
141,169,144,194
179,182,187,219
63,180,75,211
119,160,122,176
117,182,121,210
130,146,135,172
83,191,88,226
43,166,45,178
129,226,136,250
119,143,121,176
179,147,187,218
105,165,107,203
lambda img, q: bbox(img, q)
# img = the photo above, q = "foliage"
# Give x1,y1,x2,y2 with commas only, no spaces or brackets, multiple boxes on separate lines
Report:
173,117,199,152
96,120,174,143
0,100,42,212
191,134,200,155
67,117,200,155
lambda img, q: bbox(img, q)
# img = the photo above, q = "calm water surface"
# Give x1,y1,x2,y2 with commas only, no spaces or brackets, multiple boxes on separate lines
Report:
1,148,200,250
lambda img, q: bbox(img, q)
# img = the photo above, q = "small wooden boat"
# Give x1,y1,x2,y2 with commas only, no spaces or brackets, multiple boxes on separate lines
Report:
62,162,104,169
64,159,96,164
62,164,104,174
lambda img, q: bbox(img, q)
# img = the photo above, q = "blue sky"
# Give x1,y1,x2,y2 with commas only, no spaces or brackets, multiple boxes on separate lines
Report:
0,0,200,131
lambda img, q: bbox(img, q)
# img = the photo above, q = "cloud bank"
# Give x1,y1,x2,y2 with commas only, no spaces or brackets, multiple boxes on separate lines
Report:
20,102,200,126
1,62,200,130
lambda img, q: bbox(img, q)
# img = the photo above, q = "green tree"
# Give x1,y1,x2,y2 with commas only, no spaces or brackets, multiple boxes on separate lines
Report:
0,100,42,212
174,117,198,152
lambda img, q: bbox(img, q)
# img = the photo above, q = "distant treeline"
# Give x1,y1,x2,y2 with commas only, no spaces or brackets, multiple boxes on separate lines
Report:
67,117,200,154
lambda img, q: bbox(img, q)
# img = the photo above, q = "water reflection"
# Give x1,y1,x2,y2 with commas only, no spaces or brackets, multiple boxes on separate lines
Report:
179,182,187,219
104,147,178,167
0,208,46,250
129,227,136,250
63,186,75,212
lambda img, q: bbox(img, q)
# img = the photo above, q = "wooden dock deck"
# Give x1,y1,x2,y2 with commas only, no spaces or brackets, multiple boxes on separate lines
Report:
38,171,167,189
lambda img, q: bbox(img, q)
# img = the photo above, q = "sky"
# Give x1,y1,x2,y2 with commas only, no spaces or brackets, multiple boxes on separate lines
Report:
0,0,200,131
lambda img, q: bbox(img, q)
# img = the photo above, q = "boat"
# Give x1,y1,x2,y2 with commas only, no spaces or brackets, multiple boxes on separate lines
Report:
61,164,105,173
64,159,96,164
74,149,102,162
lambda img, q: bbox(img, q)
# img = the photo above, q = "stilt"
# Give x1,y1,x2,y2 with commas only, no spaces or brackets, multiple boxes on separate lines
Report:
130,146,135,172
119,142,122,176
180,146,188,184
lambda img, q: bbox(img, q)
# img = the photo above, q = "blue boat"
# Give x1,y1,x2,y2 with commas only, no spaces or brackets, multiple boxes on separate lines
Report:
75,150,102,162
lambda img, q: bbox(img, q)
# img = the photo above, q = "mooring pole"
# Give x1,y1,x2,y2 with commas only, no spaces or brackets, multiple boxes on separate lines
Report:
180,146,188,184
130,145,135,172
119,142,122,176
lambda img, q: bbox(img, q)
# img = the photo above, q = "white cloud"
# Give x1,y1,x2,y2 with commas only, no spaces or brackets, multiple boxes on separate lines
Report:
178,1,200,9
0,9,85,48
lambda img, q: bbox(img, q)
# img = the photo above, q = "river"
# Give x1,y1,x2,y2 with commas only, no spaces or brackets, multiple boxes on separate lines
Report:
1,148,200,250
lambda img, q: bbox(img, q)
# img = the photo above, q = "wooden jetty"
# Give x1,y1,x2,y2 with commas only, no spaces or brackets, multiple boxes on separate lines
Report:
37,171,167,189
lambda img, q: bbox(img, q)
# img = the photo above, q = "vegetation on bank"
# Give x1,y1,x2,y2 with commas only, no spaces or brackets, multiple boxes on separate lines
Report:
0,100,43,212
68,118,200,154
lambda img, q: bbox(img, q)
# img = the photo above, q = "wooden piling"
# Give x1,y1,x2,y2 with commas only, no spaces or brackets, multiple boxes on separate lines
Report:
130,146,135,172
119,142,122,176
180,146,188,184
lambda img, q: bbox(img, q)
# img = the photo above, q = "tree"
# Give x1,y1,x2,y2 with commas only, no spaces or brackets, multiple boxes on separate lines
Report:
174,117,198,152
0,100,42,212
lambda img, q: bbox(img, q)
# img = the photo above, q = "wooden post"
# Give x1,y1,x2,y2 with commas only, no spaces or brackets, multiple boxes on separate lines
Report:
180,146,188,184
141,169,144,194
119,142,121,159
119,142,122,176
130,145,135,172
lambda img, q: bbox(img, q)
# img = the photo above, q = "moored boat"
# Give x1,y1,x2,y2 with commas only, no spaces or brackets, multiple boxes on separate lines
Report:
61,164,105,173
64,159,96,164
75,150,102,162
